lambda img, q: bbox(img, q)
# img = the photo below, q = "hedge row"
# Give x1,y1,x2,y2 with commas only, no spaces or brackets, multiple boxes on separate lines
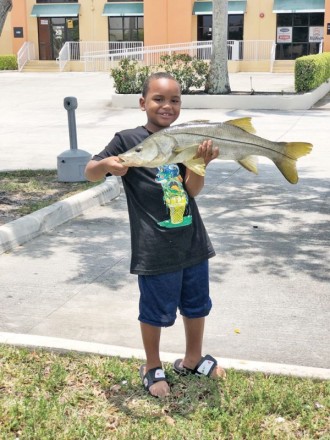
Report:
110,54,209,94
0,55,18,70
295,52,330,93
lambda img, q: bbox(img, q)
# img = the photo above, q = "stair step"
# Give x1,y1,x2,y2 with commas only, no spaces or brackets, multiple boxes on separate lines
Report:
272,60,295,73
22,61,59,72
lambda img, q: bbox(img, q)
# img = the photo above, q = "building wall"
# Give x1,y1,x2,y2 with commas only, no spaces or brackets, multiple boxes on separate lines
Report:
79,0,108,43
244,0,276,40
324,0,330,52
1,0,329,57
144,0,196,46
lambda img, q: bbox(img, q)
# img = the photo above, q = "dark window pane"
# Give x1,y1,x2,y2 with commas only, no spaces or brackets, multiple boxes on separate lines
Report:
310,13,324,26
109,29,123,41
228,14,243,40
293,14,308,26
293,27,309,42
277,14,292,27
292,43,308,59
109,17,122,29
276,43,292,60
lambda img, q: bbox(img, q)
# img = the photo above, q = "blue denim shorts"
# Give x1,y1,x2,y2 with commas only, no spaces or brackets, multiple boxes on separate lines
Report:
138,260,212,327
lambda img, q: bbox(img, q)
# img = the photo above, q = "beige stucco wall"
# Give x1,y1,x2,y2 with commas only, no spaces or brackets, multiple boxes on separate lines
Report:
324,0,330,52
244,0,276,40
144,0,196,46
79,0,108,42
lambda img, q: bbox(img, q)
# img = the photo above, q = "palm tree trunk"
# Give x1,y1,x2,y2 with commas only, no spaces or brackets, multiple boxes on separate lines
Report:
205,0,231,94
0,0,12,36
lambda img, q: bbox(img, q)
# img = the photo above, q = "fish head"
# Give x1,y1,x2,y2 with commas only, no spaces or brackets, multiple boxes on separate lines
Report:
118,140,160,167
118,134,174,168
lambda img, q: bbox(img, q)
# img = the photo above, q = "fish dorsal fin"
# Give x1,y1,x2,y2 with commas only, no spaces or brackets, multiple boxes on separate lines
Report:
237,156,258,174
225,117,256,134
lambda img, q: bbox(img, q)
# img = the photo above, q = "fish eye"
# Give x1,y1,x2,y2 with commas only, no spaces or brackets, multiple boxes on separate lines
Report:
135,146,143,153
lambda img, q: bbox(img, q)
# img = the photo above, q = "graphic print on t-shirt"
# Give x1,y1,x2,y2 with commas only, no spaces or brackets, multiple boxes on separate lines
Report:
156,165,192,228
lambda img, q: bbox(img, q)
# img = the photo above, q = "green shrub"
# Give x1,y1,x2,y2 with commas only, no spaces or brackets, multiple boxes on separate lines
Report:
110,53,209,94
157,53,209,93
111,58,151,94
0,55,18,70
295,53,330,93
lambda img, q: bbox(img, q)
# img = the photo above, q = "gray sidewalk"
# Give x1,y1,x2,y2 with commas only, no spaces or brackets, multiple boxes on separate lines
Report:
0,72,329,378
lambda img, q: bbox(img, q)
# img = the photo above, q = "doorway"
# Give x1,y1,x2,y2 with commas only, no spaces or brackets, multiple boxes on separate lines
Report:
38,17,79,60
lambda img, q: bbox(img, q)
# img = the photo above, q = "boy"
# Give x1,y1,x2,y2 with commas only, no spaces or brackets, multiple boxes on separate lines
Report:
85,72,225,398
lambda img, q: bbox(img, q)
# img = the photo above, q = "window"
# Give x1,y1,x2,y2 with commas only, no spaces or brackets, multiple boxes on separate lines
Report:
36,0,78,3
276,12,324,60
197,15,244,41
109,16,144,41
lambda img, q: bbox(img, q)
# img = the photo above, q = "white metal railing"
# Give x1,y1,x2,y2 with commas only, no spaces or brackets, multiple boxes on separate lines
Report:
270,41,276,72
58,41,144,71
58,40,275,72
57,42,70,71
17,42,36,71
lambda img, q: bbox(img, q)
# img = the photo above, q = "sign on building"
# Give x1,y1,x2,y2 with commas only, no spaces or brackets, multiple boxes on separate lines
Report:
277,27,292,43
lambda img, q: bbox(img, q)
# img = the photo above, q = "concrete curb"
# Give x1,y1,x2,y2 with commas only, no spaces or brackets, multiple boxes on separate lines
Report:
0,332,329,380
111,81,330,110
0,176,120,255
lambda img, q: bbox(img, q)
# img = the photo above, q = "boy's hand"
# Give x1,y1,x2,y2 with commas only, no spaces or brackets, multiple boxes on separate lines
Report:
104,156,129,176
195,140,219,166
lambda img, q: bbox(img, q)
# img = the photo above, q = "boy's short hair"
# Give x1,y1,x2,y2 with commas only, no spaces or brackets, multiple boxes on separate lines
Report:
142,72,181,97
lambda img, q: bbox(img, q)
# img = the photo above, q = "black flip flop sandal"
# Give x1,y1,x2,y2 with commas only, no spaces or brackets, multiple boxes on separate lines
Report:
173,354,218,377
139,364,169,396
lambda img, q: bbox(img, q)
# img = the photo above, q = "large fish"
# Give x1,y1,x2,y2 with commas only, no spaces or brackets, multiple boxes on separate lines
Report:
118,117,313,184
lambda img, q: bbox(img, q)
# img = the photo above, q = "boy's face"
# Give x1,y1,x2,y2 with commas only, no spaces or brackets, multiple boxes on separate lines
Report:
140,78,181,133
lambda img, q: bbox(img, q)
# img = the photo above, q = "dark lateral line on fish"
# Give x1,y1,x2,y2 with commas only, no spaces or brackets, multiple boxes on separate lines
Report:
176,132,297,160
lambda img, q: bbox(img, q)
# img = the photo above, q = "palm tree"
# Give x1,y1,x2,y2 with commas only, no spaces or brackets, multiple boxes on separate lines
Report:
205,0,231,94
0,0,12,36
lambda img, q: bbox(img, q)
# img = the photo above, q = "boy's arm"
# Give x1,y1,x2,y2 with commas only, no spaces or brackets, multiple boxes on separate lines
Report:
184,140,219,197
85,157,128,182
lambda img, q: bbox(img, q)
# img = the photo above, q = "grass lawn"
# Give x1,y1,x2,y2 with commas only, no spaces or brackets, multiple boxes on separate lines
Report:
0,345,329,439
0,169,98,226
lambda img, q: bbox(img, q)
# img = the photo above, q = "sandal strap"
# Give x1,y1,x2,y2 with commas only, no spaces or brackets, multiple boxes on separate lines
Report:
142,367,167,391
194,354,217,377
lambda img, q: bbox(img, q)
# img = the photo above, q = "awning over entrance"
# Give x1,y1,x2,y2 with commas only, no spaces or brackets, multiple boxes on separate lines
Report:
102,2,144,17
273,0,325,13
193,1,247,15
31,4,80,17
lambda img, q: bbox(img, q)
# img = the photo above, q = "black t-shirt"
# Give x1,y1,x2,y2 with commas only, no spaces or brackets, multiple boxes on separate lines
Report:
92,126,215,275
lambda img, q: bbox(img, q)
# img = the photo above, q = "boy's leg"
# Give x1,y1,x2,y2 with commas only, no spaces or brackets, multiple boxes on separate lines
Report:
140,322,170,397
182,316,226,378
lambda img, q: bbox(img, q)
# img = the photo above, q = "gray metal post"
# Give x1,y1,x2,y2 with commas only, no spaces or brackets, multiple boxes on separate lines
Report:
57,96,91,182
64,97,78,150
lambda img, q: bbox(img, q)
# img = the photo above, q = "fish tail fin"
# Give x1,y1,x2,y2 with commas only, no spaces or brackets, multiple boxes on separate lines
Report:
284,141,313,159
275,141,313,184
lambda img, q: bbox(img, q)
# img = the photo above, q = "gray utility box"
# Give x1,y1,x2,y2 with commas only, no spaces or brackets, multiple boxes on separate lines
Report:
57,148,91,182
57,96,91,182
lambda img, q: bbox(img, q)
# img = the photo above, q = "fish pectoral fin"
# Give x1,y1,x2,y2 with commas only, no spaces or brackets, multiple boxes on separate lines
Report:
183,157,206,176
275,141,313,184
237,156,258,174
225,117,257,134
173,145,199,161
